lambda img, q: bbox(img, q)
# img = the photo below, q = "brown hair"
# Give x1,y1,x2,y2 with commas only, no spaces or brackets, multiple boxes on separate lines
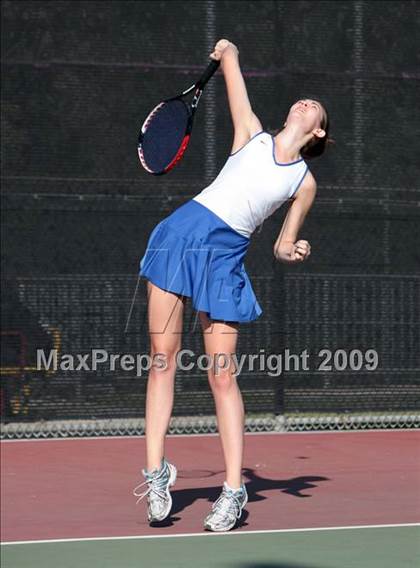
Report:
271,99,335,160
302,100,335,159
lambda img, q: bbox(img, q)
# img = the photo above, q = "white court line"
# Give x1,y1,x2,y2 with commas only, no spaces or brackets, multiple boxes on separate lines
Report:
2,523,419,546
2,428,419,443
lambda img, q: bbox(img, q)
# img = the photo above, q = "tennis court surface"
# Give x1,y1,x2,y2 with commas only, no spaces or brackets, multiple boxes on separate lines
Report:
2,430,419,567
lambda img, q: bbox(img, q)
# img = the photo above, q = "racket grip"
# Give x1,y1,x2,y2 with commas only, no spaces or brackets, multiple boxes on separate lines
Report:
197,59,220,88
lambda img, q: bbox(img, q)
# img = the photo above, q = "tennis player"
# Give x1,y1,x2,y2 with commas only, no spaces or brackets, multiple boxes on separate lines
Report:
133,39,333,532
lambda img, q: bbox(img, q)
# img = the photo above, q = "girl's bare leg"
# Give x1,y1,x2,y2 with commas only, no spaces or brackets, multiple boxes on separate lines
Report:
145,281,186,472
199,311,244,489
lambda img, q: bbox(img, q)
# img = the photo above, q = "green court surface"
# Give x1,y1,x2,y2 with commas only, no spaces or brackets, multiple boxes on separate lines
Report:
2,525,419,568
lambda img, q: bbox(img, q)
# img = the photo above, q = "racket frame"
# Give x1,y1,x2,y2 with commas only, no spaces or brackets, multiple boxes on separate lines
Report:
138,59,220,175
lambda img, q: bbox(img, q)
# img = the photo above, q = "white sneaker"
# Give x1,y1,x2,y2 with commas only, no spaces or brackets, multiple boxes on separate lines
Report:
133,458,177,523
204,481,248,532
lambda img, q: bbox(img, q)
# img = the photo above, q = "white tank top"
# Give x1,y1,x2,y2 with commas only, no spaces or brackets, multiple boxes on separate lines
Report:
193,131,309,239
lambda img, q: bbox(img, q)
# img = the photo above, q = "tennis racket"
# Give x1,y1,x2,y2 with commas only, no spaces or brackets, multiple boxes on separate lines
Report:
138,59,220,175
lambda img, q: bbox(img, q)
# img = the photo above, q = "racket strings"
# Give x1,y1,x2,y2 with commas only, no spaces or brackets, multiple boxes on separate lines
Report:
139,100,191,173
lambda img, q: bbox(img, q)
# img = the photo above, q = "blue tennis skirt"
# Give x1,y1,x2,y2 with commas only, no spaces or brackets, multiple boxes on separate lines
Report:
139,199,262,323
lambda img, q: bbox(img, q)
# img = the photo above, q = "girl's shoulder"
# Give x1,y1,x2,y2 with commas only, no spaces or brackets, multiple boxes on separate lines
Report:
293,168,317,201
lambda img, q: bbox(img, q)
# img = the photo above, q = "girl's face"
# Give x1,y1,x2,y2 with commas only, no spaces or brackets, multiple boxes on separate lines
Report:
285,99,326,136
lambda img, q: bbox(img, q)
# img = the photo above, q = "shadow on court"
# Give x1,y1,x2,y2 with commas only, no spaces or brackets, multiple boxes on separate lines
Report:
147,467,329,529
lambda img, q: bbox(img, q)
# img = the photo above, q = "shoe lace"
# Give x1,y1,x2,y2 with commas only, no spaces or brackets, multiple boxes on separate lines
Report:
212,487,243,520
132,464,168,506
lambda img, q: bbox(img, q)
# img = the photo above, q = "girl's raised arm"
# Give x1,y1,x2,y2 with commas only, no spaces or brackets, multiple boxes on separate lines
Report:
210,39,262,154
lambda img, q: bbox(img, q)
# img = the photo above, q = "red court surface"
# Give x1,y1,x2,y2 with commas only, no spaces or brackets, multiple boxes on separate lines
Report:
1,430,420,542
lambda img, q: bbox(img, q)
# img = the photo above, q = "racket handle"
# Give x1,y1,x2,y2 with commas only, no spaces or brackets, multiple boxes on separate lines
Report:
197,59,220,88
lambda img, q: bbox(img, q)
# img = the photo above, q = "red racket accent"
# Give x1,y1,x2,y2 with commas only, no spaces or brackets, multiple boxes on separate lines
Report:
164,134,191,172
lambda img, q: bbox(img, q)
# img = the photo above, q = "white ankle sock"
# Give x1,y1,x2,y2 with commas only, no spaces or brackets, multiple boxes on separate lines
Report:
225,481,244,493
146,458,165,475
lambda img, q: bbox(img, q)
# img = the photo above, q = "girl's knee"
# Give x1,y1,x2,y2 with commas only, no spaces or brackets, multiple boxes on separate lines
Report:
208,369,236,392
149,346,180,374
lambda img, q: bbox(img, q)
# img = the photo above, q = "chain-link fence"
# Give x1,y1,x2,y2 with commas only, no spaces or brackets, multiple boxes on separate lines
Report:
1,1,419,436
